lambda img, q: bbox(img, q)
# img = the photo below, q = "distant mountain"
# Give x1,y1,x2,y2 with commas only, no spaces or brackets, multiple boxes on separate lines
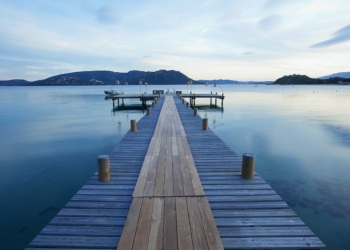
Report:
274,74,350,85
198,79,273,84
319,72,350,79
0,79,30,86
0,70,202,86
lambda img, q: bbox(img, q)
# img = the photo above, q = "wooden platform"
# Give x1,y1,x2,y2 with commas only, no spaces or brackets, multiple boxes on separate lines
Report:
117,96,223,250
27,94,325,250
179,93,224,99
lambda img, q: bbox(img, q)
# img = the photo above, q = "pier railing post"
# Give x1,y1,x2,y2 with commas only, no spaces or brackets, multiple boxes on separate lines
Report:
131,119,137,132
147,107,151,116
97,155,110,182
194,108,198,116
242,153,255,180
202,118,208,130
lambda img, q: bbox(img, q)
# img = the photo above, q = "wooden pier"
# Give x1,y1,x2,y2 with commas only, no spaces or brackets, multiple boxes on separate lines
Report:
179,93,224,106
27,95,325,250
111,94,159,107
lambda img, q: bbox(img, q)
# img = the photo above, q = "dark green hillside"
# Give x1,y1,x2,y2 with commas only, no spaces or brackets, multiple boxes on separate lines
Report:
274,74,350,85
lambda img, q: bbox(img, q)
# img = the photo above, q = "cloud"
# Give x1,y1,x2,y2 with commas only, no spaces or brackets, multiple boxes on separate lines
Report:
264,0,290,9
200,28,208,35
258,15,283,30
95,5,118,24
242,52,255,55
310,24,350,48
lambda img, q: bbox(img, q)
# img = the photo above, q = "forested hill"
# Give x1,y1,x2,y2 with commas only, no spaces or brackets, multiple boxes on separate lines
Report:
273,74,350,85
0,70,202,86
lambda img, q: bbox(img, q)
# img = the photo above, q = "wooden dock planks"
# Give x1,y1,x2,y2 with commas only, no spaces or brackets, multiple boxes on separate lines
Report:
174,96,326,249
26,98,165,250
27,94,325,250
118,96,223,250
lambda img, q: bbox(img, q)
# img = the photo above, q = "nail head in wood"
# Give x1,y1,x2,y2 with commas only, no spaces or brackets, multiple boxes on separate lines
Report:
242,153,255,180
97,155,110,182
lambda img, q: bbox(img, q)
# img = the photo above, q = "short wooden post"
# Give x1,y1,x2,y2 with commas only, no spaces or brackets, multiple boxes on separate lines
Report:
130,119,137,132
194,108,198,116
97,155,110,182
186,102,189,108
210,91,212,105
152,102,155,107
147,107,151,116
182,99,185,104
241,153,255,180
155,98,157,104
202,118,208,130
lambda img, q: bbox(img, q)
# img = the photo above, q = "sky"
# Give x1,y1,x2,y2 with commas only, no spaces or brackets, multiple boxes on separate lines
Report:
0,0,350,81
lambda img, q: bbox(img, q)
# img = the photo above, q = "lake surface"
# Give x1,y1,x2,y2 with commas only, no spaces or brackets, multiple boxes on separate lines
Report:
1,84,350,249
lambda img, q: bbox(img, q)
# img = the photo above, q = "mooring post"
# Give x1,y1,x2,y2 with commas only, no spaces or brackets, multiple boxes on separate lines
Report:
182,99,185,104
194,108,198,116
202,118,208,130
147,107,151,116
97,155,110,182
241,153,255,180
155,98,157,104
117,98,120,107
122,98,124,106
152,102,155,107
130,119,137,132
186,102,189,108
210,91,212,105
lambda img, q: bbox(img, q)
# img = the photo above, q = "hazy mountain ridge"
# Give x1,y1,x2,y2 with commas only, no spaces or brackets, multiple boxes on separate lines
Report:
0,70,202,86
319,72,350,79
198,79,273,84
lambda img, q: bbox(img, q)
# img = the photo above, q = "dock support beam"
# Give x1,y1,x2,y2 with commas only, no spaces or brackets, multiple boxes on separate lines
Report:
97,155,110,182
242,153,255,180
131,119,137,132
202,118,208,130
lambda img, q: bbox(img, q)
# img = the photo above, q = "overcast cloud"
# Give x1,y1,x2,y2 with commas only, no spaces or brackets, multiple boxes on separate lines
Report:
0,0,349,81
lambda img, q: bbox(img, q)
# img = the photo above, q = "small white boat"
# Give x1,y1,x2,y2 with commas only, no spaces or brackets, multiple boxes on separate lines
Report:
104,90,121,97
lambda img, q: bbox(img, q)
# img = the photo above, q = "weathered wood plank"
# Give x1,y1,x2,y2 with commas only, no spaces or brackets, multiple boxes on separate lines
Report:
117,198,143,250
196,196,223,250
187,197,208,250
132,198,153,250
163,197,177,250
147,198,164,250
176,197,193,250
153,155,165,196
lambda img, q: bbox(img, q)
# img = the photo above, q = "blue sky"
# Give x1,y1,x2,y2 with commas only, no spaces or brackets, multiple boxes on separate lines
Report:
0,0,349,81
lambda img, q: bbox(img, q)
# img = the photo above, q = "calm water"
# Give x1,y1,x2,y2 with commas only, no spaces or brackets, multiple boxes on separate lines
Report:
1,85,350,249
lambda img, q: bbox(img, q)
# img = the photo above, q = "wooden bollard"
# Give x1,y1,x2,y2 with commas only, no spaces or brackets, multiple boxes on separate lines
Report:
147,107,151,116
182,99,185,104
152,102,155,107
130,119,137,132
186,102,190,108
97,155,110,182
155,98,158,104
202,118,208,130
242,153,255,180
194,108,198,116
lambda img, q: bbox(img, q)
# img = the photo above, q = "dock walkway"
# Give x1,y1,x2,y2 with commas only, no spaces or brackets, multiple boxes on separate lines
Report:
27,95,325,249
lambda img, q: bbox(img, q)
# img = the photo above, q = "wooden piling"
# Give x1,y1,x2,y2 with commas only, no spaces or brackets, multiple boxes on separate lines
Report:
194,108,198,116
97,155,110,182
202,118,208,130
147,107,151,116
186,102,190,108
152,102,155,107
242,153,255,180
130,119,137,132
182,99,185,104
